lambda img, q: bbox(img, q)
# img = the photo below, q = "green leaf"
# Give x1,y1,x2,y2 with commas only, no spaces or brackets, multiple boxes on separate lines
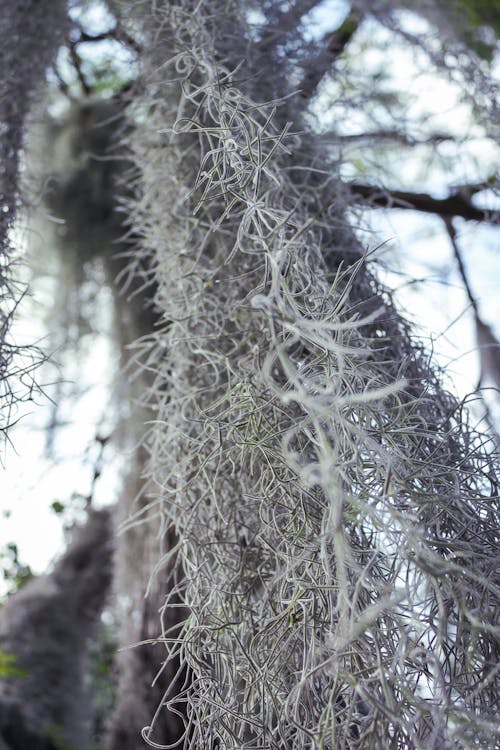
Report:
0,648,28,678
51,501,65,515
47,724,78,750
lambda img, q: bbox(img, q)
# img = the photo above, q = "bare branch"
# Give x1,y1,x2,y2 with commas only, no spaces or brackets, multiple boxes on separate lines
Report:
444,218,478,313
71,22,142,54
299,14,359,100
264,1,321,34
68,43,91,96
322,130,458,147
350,182,499,223
446,219,500,398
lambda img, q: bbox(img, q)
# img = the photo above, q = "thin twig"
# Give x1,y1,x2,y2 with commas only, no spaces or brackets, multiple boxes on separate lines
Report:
69,43,91,96
444,217,478,313
72,23,142,54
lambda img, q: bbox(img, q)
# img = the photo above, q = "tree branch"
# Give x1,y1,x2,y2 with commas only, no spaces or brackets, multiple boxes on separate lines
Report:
322,130,457,147
68,43,91,96
349,182,499,223
445,219,500,436
299,14,359,100
444,218,478,312
269,0,320,33
70,23,142,54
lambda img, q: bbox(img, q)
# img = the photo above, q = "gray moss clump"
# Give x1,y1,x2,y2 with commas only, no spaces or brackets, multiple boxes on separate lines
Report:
124,3,500,748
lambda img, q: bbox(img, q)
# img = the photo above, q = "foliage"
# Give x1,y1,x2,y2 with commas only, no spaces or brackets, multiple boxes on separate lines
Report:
0,647,27,678
47,723,79,750
0,542,33,597
453,0,500,59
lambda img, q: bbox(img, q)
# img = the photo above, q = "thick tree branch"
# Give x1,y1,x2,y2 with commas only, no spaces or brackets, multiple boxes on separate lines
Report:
299,14,359,100
350,182,499,223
